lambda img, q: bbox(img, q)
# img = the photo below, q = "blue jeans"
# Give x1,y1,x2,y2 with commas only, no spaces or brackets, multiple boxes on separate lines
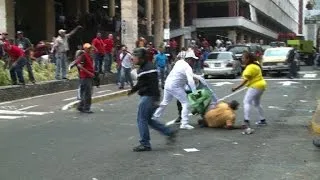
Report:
55,52,67,79
104,53,112,73
157,67,165,87
10,57,27,84
137,96,173,147
94,53,104,73
120,66,134,88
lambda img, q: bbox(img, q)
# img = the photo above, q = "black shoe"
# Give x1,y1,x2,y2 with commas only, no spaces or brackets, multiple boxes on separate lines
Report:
242,120,250,129
132,144,152,152
12,82,17,85
81,110,94,114
255,119,267,126
62,77,69,80
31,81,36,84
313,139,320,148
119,86,124,89
167,129,178,145
174,117,181,124
77,107,84,112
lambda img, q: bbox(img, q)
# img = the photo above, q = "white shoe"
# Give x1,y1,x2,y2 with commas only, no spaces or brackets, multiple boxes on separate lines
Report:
180,124,194,130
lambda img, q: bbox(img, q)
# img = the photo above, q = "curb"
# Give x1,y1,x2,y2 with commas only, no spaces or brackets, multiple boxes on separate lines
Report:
311,100,320,134
62,89,130,110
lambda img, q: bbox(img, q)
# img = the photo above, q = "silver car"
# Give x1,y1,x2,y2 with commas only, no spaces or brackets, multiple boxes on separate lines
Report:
203,52,242,79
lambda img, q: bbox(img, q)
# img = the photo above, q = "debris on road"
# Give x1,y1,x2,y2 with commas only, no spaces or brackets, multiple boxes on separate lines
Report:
184,148,200,152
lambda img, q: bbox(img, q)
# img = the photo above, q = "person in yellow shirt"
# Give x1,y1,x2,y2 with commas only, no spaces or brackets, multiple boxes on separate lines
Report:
232,52,267,130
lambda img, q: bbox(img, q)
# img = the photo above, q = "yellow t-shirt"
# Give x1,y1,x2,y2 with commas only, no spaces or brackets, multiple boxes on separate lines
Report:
242,63,267,90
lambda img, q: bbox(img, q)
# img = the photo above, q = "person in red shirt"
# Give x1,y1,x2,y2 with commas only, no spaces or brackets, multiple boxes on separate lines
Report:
2,42,27,85
75,43,95,113
103,34,114,73
92,32,105,73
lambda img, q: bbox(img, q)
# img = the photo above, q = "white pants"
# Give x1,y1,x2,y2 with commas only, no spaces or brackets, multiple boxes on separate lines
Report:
243,88,265,121
153,88,190,125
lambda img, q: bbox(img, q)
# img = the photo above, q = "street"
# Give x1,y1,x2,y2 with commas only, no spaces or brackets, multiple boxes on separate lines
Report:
0,67,320,180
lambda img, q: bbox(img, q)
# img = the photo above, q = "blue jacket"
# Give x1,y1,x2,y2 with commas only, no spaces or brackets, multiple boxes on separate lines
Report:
155,53,167,68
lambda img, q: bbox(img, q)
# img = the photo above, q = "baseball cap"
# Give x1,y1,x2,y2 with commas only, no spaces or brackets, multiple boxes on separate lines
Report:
58,29,66,35
83,43,92,49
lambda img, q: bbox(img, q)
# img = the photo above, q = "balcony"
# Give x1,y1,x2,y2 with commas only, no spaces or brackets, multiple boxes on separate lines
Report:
192,17,278,39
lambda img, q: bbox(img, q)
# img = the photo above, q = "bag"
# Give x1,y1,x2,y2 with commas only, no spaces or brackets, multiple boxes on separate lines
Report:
188,89,212,115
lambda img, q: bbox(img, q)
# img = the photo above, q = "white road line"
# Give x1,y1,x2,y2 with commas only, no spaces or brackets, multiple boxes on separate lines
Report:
0,115,27,119
303,74,317,78
0,84,115,105
205,78,320,81
0,110,52,115
17,105,39,111
96,90,112,94
63,97,77,101
166,87,247,126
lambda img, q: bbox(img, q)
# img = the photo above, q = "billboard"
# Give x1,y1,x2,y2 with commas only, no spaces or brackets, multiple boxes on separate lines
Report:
305,10,320,24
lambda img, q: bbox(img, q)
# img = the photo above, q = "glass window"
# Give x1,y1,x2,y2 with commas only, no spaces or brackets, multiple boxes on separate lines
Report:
227,46,250,54
264,49,291,57
207,53,232,60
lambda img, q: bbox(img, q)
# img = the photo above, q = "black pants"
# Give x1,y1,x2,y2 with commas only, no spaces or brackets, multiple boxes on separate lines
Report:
26,57,35,82
78,78,93,111
288,61,298,78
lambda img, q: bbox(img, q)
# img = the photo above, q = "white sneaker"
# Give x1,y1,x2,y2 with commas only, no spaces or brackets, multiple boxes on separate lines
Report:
180,124,194,130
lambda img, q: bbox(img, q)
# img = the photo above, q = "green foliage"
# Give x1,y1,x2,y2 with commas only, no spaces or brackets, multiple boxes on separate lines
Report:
0,61,79,86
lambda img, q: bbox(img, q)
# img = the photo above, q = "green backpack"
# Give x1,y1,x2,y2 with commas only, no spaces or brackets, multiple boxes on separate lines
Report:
188,89,213,115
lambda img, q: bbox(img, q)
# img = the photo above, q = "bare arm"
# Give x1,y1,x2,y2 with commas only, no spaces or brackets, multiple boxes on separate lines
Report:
232,79,248,92
66,25,82,37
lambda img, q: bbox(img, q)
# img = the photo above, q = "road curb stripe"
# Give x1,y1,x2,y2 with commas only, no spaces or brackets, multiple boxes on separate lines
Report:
311,101,320,134
62,90,130,110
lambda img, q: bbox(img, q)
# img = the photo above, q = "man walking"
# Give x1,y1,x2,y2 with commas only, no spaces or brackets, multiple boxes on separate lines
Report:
119,45,134,89
75,43,95,114
155,48,168,89
92,32,105,73
104,34,114,73
128,48,177,152
52,25,82,80
15,31,36,84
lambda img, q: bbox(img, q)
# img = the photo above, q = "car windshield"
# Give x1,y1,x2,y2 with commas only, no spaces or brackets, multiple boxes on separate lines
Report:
264,49,290,57
227,46,249,54
207,53,232,60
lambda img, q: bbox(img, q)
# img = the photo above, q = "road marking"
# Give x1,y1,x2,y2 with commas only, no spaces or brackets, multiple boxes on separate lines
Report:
18,105,39,111
210,82,233,86
184,148,200,152
303,74,317,78
166,87,247,126
0,115,27,119
298,71,319,74
206,78,320,81
63,97,77,101
96,90,112,94
277,81,300,86
0,110,53,115
0,84,115,105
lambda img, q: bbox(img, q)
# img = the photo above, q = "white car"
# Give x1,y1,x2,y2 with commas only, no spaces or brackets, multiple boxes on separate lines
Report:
203,52,242,79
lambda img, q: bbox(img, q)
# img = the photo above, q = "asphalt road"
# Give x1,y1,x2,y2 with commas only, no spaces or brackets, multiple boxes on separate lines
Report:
0,67,320,180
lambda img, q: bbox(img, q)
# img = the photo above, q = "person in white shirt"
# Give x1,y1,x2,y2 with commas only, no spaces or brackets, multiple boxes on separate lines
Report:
119,45,134,89
176,47,187,60
152,58,197,130
52,26,82,80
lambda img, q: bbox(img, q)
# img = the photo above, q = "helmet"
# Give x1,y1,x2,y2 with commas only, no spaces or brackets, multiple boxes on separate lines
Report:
132,47,147,59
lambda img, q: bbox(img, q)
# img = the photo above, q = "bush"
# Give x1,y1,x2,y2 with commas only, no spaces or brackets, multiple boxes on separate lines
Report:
0,60,79,86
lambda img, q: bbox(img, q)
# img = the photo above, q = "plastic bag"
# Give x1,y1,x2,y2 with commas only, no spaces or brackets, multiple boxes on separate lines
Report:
188,89,212,115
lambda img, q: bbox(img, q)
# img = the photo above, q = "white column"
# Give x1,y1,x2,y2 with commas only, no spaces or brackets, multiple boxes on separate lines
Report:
179,0,185,48
0,0,15,38
45,0,55,40
121,0,138,51
228,30,237,44
154,0,163,48
109,0,115,17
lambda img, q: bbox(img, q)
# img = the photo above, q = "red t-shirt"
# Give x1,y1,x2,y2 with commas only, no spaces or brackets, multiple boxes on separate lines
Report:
76,52,94,79
5,45,25,61
92,38,105,54
104,39,114,53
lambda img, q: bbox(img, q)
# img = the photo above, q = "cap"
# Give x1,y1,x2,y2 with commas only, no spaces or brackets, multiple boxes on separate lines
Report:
132,48,147,59
83,43,92,49
58,29,66,35
17,31,23,34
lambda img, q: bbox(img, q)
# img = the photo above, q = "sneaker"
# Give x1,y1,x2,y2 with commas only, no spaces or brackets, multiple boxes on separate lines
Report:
174,117,181,124
167,129,178,145
241,120,250,129
255,119,267,126
132,144,152,152
180,124,194,130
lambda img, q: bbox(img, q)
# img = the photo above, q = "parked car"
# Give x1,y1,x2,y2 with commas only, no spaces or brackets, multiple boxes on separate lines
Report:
203,52,242,79
227,44,263,61
261,45,272,53
262,47,300,74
